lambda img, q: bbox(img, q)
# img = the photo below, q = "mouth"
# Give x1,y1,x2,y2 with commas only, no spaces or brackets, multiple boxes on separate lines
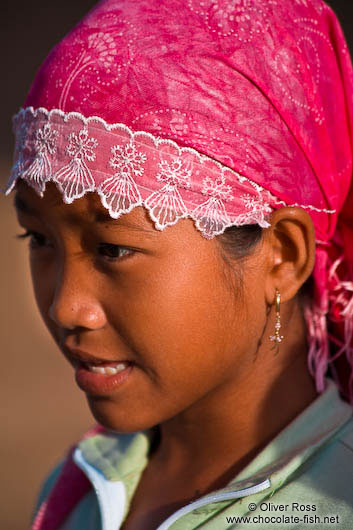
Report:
81,360,131,376
75,361,134,395
63,346,136,395
63,345,134,368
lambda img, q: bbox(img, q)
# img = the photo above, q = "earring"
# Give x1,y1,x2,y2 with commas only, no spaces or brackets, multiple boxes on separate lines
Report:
269,289,283,353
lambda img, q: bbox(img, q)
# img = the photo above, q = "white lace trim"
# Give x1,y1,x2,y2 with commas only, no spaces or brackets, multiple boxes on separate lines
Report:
5,106,336,239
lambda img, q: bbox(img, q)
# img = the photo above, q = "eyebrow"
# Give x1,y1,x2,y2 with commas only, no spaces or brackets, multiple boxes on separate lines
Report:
13,193,159,236
14,193,37,216
94,210,159,235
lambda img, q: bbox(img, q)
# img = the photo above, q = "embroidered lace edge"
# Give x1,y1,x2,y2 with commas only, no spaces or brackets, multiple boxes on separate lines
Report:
6,106,336,240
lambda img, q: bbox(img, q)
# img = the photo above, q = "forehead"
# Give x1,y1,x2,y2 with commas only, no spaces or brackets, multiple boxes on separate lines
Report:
13,180,159,235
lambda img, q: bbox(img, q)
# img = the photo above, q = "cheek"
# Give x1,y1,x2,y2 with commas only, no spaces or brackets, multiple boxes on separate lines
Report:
29,255,56,328
30,255,55,316
97,258,252,429
111,256,237,367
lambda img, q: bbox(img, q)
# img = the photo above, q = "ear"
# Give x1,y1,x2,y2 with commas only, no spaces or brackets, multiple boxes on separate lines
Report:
263,207,316,305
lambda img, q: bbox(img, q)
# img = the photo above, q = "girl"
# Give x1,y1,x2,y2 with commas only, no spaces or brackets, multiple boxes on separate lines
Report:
5,0,353,528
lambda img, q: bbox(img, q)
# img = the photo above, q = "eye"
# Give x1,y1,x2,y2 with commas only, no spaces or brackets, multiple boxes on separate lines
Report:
16,229,52,249
97,242,135,261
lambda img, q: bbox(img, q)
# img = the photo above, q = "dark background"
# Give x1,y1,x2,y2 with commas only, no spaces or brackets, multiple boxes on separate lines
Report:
0,2,352,529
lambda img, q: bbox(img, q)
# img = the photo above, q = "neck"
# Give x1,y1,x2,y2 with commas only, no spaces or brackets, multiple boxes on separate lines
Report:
149,298,318,493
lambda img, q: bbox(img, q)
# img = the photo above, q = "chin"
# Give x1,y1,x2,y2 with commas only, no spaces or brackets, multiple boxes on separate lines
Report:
86,394,159,433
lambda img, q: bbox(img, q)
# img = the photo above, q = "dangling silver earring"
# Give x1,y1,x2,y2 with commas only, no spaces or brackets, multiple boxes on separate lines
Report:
269,289,283,354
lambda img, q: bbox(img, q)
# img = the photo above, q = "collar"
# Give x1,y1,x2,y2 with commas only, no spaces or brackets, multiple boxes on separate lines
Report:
73,378,352,530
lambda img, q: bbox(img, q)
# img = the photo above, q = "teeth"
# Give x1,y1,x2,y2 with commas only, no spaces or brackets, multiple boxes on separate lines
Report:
87,362,129,375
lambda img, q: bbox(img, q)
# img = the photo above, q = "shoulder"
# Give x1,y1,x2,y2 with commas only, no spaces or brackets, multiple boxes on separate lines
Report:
30,425,106,527
316,416,353,478
31,457,66,524
273,418,353,525
336,416,353,453
31,455,101,530
293,417,353,491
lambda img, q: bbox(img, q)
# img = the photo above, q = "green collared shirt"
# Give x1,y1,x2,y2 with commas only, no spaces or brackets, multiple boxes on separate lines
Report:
34,378,353,529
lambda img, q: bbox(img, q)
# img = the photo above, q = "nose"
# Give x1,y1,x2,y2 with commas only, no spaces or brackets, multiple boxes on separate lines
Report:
48,257,107,331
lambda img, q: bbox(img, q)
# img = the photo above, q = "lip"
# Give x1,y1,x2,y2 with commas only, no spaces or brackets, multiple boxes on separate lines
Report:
63,345,133,367
75,361,134,395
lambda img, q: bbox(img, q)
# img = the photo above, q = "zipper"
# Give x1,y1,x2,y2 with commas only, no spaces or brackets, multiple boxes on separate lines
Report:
74,447,271,530
155,479,271,530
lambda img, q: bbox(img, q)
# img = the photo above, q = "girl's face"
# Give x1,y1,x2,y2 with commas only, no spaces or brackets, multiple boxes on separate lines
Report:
14,181,269,432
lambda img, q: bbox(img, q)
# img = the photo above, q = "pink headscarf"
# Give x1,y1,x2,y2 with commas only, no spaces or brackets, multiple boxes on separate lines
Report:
5,0,353,399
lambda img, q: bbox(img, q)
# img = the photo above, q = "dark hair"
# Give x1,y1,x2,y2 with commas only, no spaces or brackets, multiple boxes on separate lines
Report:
217,224,264,263
216,224,314,305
